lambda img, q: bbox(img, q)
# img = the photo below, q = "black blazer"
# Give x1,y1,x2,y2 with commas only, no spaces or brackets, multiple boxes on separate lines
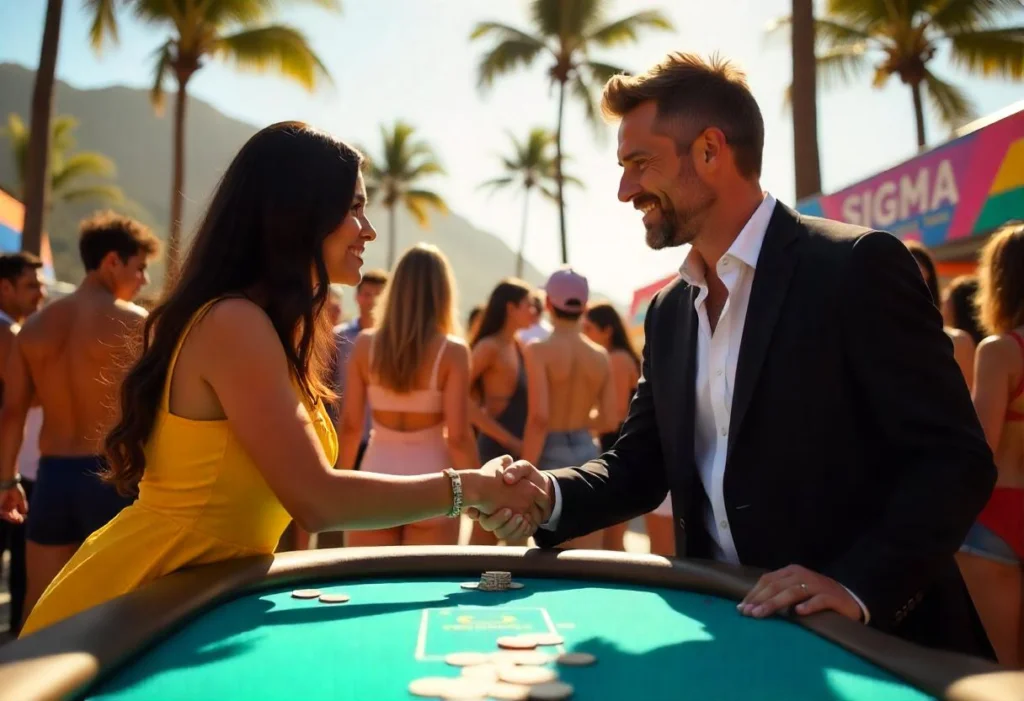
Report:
535,203,997,659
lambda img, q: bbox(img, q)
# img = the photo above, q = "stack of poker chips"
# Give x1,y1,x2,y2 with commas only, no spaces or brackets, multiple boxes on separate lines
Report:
478,570,513,591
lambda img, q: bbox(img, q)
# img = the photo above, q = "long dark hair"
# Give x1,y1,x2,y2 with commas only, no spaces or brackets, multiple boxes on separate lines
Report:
905,240,941,306
103,121,363,495
586,302,641,371
469,278,532,348
944,275,984,344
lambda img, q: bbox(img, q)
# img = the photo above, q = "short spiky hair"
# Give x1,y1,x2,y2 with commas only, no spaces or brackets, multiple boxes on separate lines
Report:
601,52,765,178
79,211,160,271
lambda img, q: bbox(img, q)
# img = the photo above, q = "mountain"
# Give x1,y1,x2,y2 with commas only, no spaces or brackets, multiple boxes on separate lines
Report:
0,63,574,317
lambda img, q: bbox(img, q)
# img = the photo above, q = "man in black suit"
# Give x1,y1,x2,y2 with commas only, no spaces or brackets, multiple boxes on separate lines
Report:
472,51,997,659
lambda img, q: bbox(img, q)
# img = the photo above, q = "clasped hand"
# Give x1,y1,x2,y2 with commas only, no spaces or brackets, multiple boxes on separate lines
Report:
465,458,551,542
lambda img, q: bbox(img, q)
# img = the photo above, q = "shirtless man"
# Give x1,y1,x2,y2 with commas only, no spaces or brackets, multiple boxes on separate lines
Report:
521,267,617,549
0,212,159,623
0,252,46,634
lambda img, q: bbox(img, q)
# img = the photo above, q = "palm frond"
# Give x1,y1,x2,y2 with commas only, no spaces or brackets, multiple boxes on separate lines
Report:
49,115,79,155
203,0,341,29
816,44,872,88
84,0,119,51
571,73,601,131
475,38,548,89
923,69,976,129
531,0,603,39
586,10,674,47
947,26,1024,80
58,184,125,205
150,41,174,113
52,152,117,192
582,60,628,86
928,0,1024,34
209,25,332,91
1,114,28,192
766,15,876,50
826,0,896,33
478,175,517,192
406,160,445,179
404,189,447,228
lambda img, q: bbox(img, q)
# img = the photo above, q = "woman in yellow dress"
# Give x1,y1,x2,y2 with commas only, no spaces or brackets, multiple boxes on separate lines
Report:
8,122,547,636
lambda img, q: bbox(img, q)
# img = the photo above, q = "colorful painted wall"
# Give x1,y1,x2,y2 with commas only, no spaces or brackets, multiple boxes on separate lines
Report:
796,102,1024,248
0,189,57,281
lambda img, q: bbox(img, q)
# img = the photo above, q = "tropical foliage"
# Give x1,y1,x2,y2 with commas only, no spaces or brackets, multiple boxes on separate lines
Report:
769,0,1024,149
471,0,673,264
363,121,448,269
480,128,581,278
2,113,124,209
86,0,339,289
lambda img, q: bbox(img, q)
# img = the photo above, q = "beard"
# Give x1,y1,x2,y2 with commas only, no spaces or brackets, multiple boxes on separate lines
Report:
640,165,716,251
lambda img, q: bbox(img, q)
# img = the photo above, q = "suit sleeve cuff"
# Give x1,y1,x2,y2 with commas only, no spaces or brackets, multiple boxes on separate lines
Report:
842,584,870,624
540,474,562,531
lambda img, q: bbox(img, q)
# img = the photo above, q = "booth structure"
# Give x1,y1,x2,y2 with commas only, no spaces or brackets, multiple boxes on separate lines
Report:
627,100,1024,343
0,188,57,282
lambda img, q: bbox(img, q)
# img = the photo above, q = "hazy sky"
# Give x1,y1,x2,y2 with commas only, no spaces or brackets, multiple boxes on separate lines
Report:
1,0,1021,304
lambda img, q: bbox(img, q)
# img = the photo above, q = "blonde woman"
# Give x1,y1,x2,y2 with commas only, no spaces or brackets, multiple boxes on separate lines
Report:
959,222,1024,667
339,244,479,546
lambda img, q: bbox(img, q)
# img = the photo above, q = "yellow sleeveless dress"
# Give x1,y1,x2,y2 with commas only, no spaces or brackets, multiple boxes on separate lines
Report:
20,298,339,637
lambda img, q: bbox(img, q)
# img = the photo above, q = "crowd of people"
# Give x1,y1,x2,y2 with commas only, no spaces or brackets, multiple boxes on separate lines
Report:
0,50,1018,675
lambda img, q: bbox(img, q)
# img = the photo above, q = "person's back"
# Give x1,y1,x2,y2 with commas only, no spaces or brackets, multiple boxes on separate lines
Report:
339,244,478,547
18,287,145,456
0,212,159,627
521,268,616,472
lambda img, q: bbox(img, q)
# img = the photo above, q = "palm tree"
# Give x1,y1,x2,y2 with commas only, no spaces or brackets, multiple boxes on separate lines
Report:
769,0,1024,150
21,0,64,256
479,128,581,279
2,113,125,209
364,121,447,270
791,0,821,200
470,0,673,265
86,0,338,291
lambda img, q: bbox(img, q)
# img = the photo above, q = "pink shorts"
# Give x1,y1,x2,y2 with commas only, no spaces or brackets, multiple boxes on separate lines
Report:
358,423,449,477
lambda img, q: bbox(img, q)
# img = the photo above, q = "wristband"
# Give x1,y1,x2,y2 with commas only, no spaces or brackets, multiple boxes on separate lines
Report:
0,474,22,490
444,468,463,517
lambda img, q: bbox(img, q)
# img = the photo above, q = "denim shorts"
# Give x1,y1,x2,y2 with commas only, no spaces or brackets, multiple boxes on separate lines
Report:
959,522,1020,566
537,430,599,470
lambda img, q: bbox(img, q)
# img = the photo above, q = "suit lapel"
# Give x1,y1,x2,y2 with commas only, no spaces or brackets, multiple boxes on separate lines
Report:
671,284,699,492
728,204,803,454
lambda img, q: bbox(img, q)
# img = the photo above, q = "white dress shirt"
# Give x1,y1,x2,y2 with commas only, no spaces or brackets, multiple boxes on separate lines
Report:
541,192,869,620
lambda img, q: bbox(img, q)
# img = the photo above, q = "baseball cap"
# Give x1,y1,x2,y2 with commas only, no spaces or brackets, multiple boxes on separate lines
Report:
545,266,589,313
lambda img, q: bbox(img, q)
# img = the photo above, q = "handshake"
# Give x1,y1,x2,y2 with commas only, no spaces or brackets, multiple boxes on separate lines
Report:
460,456,554,542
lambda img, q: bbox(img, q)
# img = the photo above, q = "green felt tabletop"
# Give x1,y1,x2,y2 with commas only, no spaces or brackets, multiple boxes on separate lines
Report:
84,577,935,701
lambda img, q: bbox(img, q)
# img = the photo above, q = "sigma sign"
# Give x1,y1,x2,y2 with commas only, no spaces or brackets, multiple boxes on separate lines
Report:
839,159,959,231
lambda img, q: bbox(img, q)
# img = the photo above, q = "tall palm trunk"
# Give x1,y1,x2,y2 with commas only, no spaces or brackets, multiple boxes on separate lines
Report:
791,0,821,200
387,200,397,270
516,184,532,279
21,0,64,256
165,74,190,293
911,81,927,150
554,79,568,265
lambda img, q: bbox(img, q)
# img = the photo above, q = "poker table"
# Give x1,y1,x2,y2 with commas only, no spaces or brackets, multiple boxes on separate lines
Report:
1,546,1021,700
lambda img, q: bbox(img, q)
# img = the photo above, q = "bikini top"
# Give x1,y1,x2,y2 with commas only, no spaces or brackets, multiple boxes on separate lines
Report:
1005,332,1024,422
366,336,448,414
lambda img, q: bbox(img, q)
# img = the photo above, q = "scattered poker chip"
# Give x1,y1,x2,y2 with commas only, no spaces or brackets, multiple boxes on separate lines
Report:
498,665,558,686
497,635,538,650
289,589,321,599
408,677,457,697
529,633,564,646
408,676,490,700
486,682,532,700
445,652,492,667
317,593,350,604
460,582,481,590
461,663,503,681
528,680,575,700
556,652,596,666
